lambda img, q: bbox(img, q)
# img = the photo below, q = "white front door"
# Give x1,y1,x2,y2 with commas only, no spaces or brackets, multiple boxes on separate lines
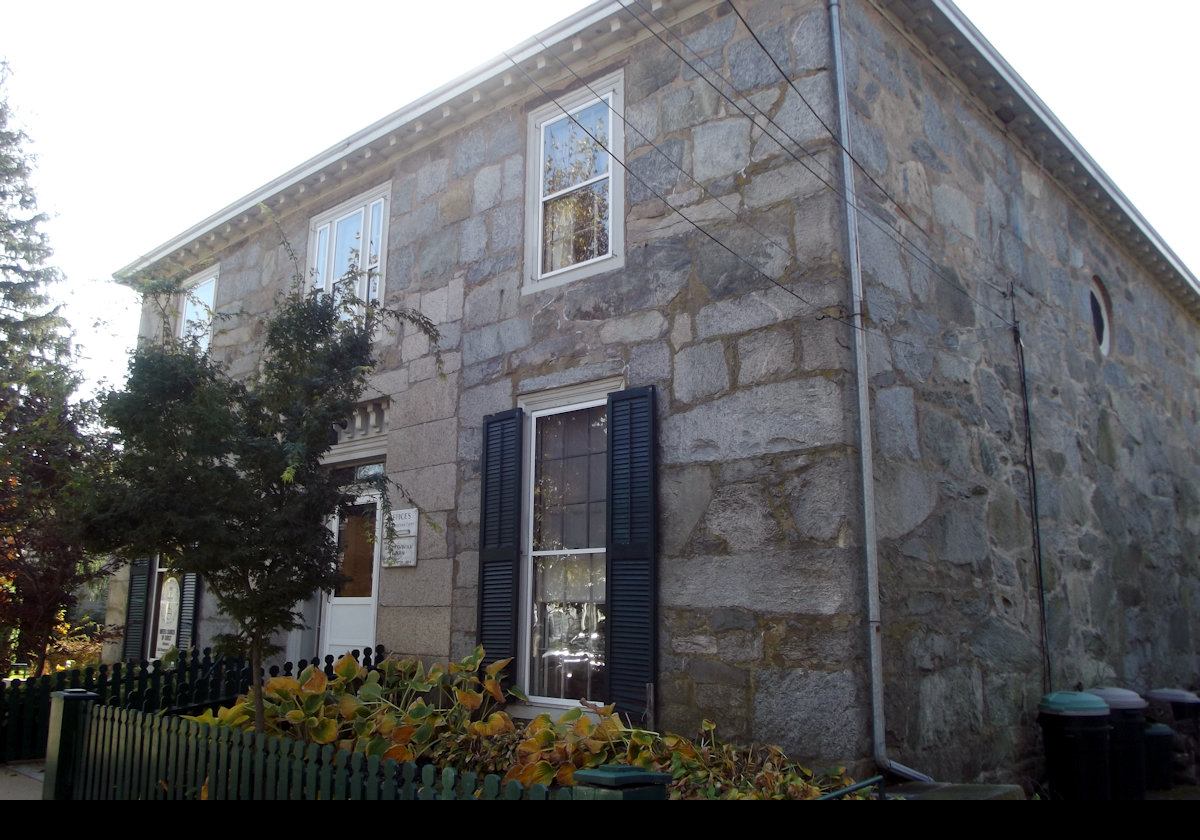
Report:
320,496,382,660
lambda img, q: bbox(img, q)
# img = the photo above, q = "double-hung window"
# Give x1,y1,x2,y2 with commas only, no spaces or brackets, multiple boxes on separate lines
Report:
525,71,624,291
179,266,218,351
479,382,656,722
308,183,391,309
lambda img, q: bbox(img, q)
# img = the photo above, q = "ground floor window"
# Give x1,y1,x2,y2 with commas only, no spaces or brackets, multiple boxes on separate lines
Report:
529,400,609,701
479,383,657,722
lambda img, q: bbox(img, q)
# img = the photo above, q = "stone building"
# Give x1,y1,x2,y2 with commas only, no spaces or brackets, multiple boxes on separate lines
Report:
111,0,1200,785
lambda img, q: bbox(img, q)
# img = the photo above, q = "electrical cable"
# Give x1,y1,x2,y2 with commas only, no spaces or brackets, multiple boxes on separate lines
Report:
505,48,898,344
622,0,1015,326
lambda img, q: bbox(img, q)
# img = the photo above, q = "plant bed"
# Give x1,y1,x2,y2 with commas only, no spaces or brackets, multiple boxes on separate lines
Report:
187,647,869,800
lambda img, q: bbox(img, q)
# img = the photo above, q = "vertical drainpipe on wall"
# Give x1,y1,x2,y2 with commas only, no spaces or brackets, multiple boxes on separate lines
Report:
828,0,932,783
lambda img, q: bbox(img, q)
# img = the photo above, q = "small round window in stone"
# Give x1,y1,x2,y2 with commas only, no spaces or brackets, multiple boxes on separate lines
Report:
1089,275,1112,356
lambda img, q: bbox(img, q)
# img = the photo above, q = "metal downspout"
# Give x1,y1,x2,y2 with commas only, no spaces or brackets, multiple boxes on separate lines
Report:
828,0,932,783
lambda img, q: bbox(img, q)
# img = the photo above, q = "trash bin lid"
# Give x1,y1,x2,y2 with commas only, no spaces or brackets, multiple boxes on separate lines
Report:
1087,686,1148,710
1146,688,1200,705
1038,690,1110,716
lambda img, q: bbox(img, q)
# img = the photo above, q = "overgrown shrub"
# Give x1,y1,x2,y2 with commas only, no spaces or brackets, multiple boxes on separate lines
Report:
187,647,865,799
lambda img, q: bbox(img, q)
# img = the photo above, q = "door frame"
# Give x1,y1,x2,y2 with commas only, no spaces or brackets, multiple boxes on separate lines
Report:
318,491,384,660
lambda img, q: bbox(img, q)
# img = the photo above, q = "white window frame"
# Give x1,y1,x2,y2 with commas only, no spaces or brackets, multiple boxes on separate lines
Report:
307,182,392,307
516,376,624,708
524,71,625,293
178,265,218,351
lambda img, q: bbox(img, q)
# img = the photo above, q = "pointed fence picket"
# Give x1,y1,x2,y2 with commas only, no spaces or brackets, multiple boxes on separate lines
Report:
2,645,387,761
60,701,586,800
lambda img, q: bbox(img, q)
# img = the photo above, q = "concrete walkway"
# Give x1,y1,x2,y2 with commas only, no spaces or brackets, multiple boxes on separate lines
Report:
0,762,43,801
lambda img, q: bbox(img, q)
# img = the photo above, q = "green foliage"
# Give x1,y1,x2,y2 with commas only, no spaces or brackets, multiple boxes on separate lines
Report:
191,647,868,800
0,65,115,675
86,233,438,730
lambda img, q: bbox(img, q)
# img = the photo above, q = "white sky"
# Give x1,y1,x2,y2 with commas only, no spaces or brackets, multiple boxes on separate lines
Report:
2,1,1196,397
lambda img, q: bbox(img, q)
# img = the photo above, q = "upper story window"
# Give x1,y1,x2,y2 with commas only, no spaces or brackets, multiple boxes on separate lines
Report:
525,71,624,292
308,183,391,308
179,265,218,351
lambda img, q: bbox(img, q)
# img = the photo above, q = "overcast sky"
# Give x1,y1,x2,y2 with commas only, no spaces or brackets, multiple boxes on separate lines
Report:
2,1,1196,397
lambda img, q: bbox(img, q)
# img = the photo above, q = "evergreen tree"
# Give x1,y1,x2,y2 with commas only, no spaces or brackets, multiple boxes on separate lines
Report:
0,67,113,674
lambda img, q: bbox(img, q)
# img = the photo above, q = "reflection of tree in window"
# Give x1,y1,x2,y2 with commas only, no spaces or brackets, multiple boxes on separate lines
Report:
336,502,376,598
540,99,611,275
313,197,385,306
531,405,608,701
180,275,216,350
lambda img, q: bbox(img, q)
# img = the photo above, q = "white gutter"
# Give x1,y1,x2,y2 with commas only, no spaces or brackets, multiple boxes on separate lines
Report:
830,0,932,783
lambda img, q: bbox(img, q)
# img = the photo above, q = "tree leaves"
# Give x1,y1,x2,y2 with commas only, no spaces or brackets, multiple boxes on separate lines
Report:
0,68,113,674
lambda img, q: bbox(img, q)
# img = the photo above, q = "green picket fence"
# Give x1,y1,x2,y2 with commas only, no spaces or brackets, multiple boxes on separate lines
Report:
2,646,387,762
1,651,247,762
45,695,670,801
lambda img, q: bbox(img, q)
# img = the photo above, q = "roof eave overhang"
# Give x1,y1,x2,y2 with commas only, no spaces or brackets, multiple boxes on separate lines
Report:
115,0,673,283
119,0,1200,321
880,0,1200,318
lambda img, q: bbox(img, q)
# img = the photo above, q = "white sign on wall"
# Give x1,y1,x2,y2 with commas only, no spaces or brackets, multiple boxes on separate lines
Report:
154,576,181,658
385,508,418,568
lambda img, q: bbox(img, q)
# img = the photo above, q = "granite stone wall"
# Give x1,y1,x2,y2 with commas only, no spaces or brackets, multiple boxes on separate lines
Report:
134,0,1200,784
843,0,1200,784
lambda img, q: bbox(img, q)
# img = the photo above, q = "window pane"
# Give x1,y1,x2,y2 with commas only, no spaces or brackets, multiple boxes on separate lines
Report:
542,182,610,274
314,225,329,291
530,553,607,701
529,404,609,701
181,276,216,350
336,503,376,598
541,99,610,195
367,199,384,301
334,210,364,283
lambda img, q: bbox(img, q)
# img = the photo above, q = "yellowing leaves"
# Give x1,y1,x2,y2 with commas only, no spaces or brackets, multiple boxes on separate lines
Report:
176,647,865,800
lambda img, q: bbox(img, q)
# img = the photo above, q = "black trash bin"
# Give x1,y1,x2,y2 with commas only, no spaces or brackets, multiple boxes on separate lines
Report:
1145,723,1175,790
1038,690,1111,800
1087,686,1147,799
1146,688,1200,787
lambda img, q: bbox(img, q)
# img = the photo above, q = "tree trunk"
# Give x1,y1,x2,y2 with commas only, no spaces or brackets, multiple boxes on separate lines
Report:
251,636,266,735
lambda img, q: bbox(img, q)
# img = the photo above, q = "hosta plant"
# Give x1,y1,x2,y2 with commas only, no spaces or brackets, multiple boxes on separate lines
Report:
187,647,868,799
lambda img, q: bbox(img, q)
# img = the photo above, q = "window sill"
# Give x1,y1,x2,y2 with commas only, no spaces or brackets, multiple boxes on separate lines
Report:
506,698,609,724
523,251,623,294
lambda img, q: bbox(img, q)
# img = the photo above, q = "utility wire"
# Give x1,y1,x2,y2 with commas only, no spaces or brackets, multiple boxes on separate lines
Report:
725,0,932,241
532,35,797,270
504,49,889,343
622,0,1014,327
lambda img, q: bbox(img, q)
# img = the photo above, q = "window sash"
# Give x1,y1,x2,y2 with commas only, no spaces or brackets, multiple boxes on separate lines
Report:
180,272,217,350
526,400,609,702
479,384,655,722
309,188,389,305
526,76,623,286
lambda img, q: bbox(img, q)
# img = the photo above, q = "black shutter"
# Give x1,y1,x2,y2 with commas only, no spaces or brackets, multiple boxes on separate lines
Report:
177,573,200,652
478,408,524,669
606,386,657,724
123,557,152,661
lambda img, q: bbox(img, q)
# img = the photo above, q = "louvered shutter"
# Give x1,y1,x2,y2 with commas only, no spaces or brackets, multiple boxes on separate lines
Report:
606,386,657,724
122,557,152,661
177,573,200,652
477,408,524,670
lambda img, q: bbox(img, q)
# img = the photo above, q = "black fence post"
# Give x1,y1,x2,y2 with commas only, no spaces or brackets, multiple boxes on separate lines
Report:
43,689,98,801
